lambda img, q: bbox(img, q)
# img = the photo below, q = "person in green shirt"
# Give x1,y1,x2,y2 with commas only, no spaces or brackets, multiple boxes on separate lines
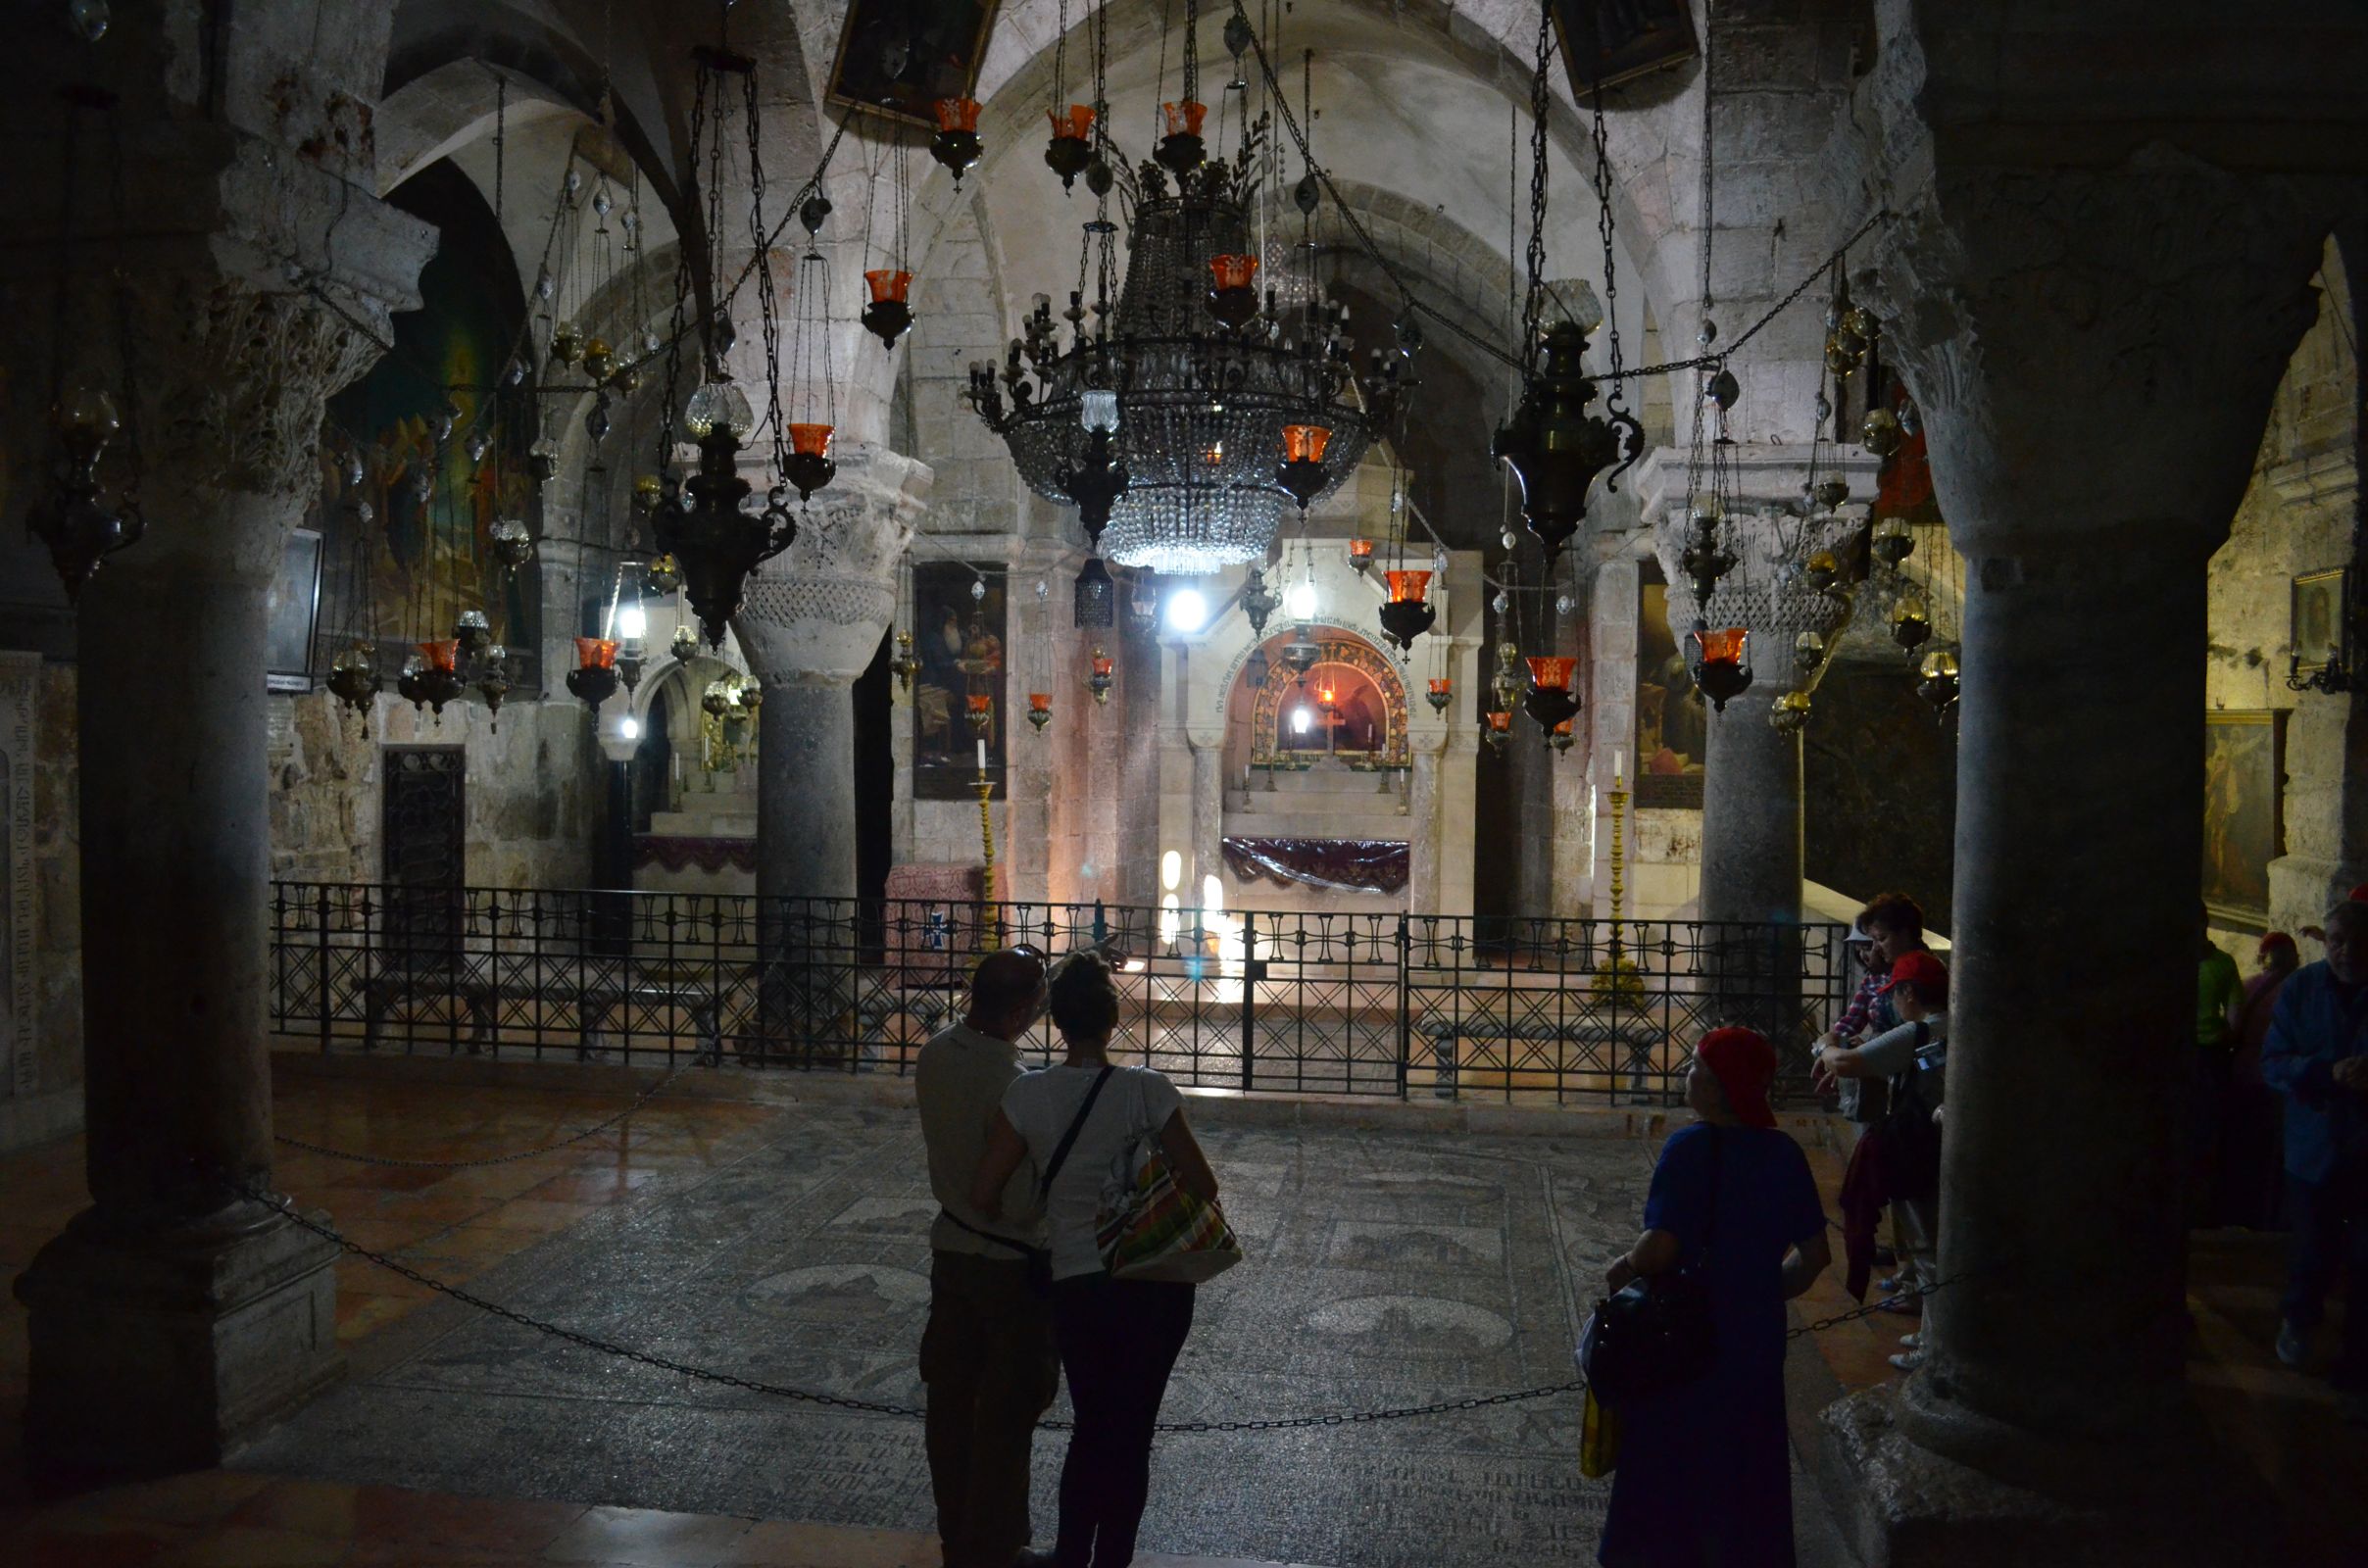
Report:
2199,938,2244,1051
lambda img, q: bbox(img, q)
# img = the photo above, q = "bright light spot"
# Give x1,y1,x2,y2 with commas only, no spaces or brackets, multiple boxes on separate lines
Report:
1292,707,1311,734
617,605,647,640
1283,578,1318,619
1203,874,1224,912
1160,850,1183,891
1159,894,1181,948
1122,957,1149,974
618,715,641,740
1164,587,1209,633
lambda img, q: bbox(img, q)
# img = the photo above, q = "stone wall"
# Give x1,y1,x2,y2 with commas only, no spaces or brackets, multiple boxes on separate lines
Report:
2205,240,2361,950
1803,657,1957,933
268,691,601,887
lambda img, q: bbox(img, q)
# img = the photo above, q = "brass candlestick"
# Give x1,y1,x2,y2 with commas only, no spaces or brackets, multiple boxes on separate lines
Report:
1608,768,1628,956
976,763,1000,943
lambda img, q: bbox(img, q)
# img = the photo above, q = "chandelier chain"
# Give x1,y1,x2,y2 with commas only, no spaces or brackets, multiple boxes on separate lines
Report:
743,63,789,480
1521,0,1552,367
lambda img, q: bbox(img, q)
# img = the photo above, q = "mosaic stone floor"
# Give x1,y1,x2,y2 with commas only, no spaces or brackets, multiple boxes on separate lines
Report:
235,1097,1842,1567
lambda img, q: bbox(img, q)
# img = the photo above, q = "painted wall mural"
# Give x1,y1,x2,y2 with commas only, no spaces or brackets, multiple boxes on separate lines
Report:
311,159,541,689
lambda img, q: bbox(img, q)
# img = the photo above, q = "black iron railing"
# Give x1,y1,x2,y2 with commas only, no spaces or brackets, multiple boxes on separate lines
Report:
269,884,1854,1104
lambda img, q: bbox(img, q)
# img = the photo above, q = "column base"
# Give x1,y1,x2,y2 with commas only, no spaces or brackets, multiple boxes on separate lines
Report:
1818,1383,2275,1568
14,1201,344,1483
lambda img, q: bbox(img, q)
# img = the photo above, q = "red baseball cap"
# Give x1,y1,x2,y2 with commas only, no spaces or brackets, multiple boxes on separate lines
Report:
1697,1026,1779,1129
2348,883,2368,905
2260,931,2297,956
1878,951,1949,1000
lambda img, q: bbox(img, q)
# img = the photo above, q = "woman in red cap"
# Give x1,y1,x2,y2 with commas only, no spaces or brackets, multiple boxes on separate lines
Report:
1599,1027,1831,1568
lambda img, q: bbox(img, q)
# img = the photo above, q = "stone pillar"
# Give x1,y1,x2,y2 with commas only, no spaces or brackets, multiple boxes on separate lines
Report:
14,264,428,1474
734,445,929,905
1818,127,2332,1556
1695,687,1800,926
1189,729,1224,906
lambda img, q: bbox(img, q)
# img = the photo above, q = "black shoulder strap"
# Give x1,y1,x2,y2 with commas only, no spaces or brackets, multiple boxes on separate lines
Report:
1702,1125,1723,1250
1039,1064,1115,1199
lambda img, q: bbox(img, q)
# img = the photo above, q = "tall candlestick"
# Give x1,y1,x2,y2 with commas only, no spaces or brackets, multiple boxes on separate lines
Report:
976,737,987,774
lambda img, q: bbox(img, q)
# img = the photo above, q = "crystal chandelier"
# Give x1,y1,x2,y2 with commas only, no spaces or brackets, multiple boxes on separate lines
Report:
966,2,1401,575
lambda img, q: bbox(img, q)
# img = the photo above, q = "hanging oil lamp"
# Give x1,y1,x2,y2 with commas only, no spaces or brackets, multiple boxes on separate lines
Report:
1347,537,1375,575
1916,649,1960,718
1156,99,1207,174
1681,510,1738,607
326,643,379,730
1277,424,1332,512
1240,568,1278,637
1493,321,1647,564
633,474,664,518
890,631,922,691
862,270,913,349
1769,689,1812,733
1871,516,1915,567
1208,253,1259,329
966,693,995,735
1491,639,1522,714
930,97,984,184
411,639,466,720
30,386,145,599
1793,630,1827,673
550,324,584,368
1046,104,1096,188
1089,649,1115,705
1482,709,1512,752
1426,677,1453,716
1861,407,1904,459
567,636,619,712
785,421,836,502
582,337,616,382
1802,549,1842,593
490,517,534,574
1686,625,1752,712
1523,655,1580,736
1283,626,1323,677
669,622,699,662
1027,692,1053,732
1892,593,1933,653
1552,718,1576,755
702,678,734,718
1057,391,1129,552
452,609,492,659
528,437,560,484
663,378,786,646
476,647,512,731
1379,568,1435,652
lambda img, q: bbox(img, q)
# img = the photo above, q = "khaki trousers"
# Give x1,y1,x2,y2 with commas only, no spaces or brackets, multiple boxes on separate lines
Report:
921,1250,1061,1568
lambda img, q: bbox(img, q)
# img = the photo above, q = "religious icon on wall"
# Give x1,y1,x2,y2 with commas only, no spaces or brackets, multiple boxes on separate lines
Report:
828,0,1002,126
265,527,323,693
913,561,1006,801
311,159,541,690
2291,568,2347,677
1551,0,1700,95
2201,710,2286,930
1635,561,1705,809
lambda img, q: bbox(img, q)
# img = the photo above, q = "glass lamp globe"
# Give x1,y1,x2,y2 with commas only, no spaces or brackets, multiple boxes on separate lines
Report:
683,380,756,443
1079,389,1119,433
1282,577,1319,621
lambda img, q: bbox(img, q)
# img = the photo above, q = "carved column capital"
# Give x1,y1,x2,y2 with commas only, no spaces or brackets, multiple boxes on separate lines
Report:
735,442,933,686
1650,507,1861,649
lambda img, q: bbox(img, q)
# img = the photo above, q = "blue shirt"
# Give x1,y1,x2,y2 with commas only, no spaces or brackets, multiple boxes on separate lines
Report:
2259,959,2368,1183
1644,1122,1826,1375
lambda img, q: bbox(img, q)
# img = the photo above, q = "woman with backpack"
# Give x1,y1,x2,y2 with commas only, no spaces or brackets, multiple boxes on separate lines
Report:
1596,1026,1832,1568
970,951,1220,1568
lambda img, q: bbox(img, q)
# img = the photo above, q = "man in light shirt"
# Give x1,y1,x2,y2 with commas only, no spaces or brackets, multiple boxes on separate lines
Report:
916,947,1059,1568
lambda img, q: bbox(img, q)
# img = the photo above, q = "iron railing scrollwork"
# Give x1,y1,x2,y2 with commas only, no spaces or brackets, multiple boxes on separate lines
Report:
270,884,1852,1104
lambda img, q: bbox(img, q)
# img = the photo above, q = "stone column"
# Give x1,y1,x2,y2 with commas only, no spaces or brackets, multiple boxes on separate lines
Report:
1189,729,1224,906
14,258,428,1473
1649,484,1861,1034
1818,131,2332,1556
735,445,928,904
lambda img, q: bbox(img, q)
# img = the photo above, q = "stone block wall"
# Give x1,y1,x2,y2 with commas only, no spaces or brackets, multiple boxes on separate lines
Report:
2204,239,2361,952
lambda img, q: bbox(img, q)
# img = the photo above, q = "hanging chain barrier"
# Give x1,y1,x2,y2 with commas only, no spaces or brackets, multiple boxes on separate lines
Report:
271,1059,692,1169
215,1165,1971,1435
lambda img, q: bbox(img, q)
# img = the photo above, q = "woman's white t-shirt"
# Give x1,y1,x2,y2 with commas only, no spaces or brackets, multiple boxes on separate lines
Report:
1000,1063,1183,1280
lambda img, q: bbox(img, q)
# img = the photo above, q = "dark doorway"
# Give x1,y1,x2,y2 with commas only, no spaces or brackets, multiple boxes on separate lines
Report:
381,745,467,967
1803,660,1958,933
853,627,895,934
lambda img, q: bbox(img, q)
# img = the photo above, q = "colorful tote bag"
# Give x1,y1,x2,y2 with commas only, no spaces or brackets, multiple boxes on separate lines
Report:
1093,1079,1243,1284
